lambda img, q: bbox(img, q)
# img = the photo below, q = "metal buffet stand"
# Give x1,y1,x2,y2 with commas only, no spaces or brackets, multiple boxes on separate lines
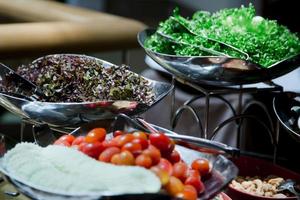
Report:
138,29,300,164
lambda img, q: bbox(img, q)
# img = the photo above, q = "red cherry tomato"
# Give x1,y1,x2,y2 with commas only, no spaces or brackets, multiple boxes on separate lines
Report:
191,158,210,176
157,158,173,175
121,142,142,153
71,136,85,146
132,138,148,150
54,140,71,147
167,150,181,164
150,166,170,186
79,141,105,159
172,162,188,182
113,130,124,137
175,184,198,200
135,154,152,168
132,131,148,140
162,139,175,157
142,145,161,165
110,153,122,165
185,169,201,180
102,139,118,148
111,150,135,165
57,135,75,144
149,132,171,153
85,128,106,143
98,147,121,163
165,176,184,196
116,134,134,147
184,176,205,194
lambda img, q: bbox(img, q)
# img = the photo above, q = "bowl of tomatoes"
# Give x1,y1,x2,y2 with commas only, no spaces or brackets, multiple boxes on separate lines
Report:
5,117,238,200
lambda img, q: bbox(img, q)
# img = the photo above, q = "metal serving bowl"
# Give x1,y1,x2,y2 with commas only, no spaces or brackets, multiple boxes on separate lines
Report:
0,116,238,200
273,92,300,142
0,54,173,129
138,29,300,86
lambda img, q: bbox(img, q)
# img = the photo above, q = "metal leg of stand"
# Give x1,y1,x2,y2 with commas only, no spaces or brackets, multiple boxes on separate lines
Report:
204,94,210,139
121,50,129,65
20,120,26,142
170,76,176,127
238,85,243,115
273,120,280,164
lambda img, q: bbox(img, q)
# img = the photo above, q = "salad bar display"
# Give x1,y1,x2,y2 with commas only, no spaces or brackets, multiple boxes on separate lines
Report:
0,54,172,129
0,3,299,200
0,116,238,200
145,5,300,68
138,5,300,85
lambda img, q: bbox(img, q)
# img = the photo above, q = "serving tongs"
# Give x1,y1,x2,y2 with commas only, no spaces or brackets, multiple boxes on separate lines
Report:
158,16,250,60
113,114,239,157
0,63,47,101
156,30,228,57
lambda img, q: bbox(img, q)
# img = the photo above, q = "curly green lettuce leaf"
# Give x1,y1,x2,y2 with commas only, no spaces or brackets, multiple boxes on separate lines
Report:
145,4,300,68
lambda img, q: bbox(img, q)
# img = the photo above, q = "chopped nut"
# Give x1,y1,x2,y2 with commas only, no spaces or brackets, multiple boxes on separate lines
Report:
231,176,291,198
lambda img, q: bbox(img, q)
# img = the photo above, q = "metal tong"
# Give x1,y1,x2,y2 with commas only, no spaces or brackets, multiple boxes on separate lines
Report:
0,63,46,101
158,16,250,60
114,114,239,157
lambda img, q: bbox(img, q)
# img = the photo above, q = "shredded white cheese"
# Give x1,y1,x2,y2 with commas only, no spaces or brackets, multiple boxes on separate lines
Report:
2,143,161,196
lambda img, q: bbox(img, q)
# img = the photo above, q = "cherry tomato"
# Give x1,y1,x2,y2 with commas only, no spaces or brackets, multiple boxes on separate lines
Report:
111,153,122,165
175,185,197,200
161,139,175,157
102,139,118,148
167,150,181,164
71,136,85,146
85,128,106,143
54,140,71,147
98,147,121,163
165,176,184,196
132,131,148,140
121,142,142,153
142,145,161,165
149,132,171,153
185,169,201,180
191,158,210,176
116,134,134,147
57,135,75,144
157,158,173,175
79,141,105,159
113,130,124,137
135,154,152,168
111,150,135,165
172,162,188,182
184,176,205,194
132,138,148,150
150,166,170,186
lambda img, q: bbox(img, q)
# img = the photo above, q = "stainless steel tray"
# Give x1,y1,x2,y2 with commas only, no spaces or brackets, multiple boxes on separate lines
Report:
0,117,238,200
0,55,173,129
273,92,300,142
138,29,300,86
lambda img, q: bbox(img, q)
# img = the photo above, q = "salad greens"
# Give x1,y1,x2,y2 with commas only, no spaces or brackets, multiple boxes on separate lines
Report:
16,55,154,104
145,4,300,68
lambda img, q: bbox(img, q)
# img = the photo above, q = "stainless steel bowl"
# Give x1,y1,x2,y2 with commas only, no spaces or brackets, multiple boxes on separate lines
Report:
0,54,173,129
138,29,300,86
0,116,238,200
273,92,300,142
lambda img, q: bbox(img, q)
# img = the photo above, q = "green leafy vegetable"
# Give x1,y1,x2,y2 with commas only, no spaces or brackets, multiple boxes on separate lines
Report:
145,4,300,68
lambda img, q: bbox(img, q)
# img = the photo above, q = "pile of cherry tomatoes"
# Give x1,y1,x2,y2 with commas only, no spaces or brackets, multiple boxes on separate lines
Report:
53,128,211,200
